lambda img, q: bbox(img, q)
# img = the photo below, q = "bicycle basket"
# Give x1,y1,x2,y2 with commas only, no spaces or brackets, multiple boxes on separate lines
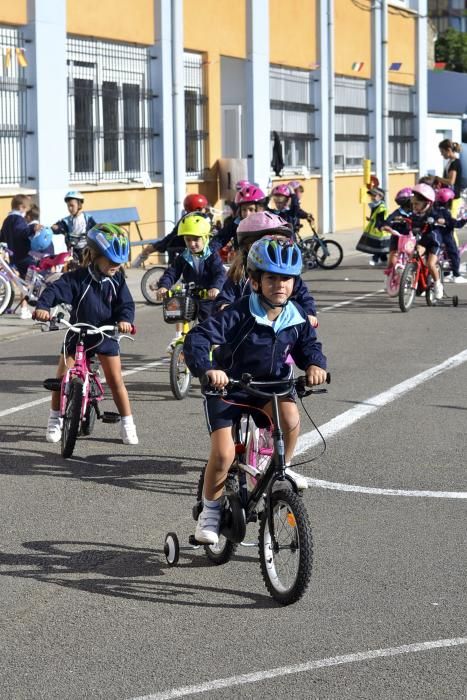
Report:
398,234,416,255
162,293,198,323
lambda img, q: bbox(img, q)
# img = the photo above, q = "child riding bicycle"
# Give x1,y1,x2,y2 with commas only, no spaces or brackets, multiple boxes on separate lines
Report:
184,236,327,545
34,224,138,445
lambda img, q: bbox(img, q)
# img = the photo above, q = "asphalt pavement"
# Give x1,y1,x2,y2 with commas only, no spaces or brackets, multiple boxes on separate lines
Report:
0,233,466,700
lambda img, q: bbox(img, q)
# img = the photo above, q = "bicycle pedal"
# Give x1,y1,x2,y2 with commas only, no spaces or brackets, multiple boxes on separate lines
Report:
101,411,121,424
188,534,201,546
43,378,62,391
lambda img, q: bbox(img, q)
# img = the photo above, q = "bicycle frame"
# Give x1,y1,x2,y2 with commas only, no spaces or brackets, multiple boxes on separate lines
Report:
59,336,105,421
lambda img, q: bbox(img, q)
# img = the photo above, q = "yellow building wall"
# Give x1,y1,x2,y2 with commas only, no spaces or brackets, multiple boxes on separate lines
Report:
0,3,27,25
388,12,416,86
184,0,246,58
269,0,317,68
334,1,371,79
335,176,366,231
67,0,154,44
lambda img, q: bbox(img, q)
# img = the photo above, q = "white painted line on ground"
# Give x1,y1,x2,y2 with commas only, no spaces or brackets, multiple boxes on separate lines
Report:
319,288,385,313
0,359,165,419
306,477,467,499
130,636,467,700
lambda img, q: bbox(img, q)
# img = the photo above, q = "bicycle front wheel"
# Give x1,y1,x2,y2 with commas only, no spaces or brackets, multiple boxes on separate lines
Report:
61,377,83,458
259,489,313,605
398,262,417,312
0,278,13,315
141,266,166,305
169,344,192,399
314,239,344,269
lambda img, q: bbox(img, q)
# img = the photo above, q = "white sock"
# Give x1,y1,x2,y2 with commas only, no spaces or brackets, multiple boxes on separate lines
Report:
121,415,135,427
49,409,60,419
203,497,221,510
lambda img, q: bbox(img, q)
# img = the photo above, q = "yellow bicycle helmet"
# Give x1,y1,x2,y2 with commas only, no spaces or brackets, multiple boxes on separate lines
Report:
177,213,212,238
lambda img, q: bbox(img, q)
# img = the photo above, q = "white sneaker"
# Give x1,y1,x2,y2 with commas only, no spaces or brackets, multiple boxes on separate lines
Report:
19,307,32,320
368,259,376,266
120,421,139,445
285,467,308,490
46,417,62,443
454,275,467,284
433,281,444,300
444,272,454,283
195,504,221,545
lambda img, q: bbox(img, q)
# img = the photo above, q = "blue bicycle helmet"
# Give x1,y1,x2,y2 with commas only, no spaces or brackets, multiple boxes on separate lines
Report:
64,190,84,202
30,227,53,252
247,235,302,277
87,224,130,264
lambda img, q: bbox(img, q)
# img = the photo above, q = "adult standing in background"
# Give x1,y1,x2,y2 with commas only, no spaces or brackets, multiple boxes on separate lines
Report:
439,139,463,215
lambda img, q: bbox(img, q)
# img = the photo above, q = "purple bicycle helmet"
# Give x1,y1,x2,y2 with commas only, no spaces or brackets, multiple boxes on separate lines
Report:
395,187,413,206
235,184,266,206
435,187,455,204
287,180,302,192
271,184,292,198
236,211,293,248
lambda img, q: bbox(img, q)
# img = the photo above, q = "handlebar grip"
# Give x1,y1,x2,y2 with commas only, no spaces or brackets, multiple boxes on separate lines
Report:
326,372,331,384
130,324,136,335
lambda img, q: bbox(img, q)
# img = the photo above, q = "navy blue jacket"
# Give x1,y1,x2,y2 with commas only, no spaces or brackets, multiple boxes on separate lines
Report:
184,295,326,380
216,275,317,316
158,249,226,291
36,266,135,326
0,212,33,264
210,219,238,251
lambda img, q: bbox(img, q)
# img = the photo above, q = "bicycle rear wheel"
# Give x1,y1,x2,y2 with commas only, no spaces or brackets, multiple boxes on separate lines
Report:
0,278,13,315
398,262,417,312
141,266,166,305
314,239,344,269
61,377,83,458
169,344,192,399
259,488,313,605
196,468,238,565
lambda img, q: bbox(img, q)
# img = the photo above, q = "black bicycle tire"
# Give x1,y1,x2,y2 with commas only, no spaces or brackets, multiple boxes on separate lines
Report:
0,278,13,315
169,344,192,400
141,266,166,305
425,263,442,307
196,467,238,565
81,402,97,436
314,239,344,269
259,488,313,605
299,239,318,271
398,262,417,312
61,377,83,458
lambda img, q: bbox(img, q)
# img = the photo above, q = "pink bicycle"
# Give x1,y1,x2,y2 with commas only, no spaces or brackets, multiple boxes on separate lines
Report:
383,229,416,297
40,314,135,458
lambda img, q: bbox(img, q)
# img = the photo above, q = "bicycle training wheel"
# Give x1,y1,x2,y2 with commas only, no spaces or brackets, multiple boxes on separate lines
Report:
196,468,238,565
0,278,13,315
299,239,317,271
426,264,443,307
314,239,344,269
169,344,192,399
398,262,417,312
259,488,313,605
61,377,84,458
81,402,97,436
141,266,166,305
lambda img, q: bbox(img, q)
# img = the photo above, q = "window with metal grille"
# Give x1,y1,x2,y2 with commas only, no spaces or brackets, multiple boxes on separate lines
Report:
270,65,316,170
335,76,370,171
0,26,28,186
184,52,207,178
388,83,416,168
67,37,153,182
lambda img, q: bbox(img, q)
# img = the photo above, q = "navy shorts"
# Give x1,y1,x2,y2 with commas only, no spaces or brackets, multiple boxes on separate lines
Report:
389,234,399,252
418,232,441,256
64,335,120,358
204,390,295,433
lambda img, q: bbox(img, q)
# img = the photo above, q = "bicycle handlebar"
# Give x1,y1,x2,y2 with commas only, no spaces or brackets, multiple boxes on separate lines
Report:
35,312,136,339
201,371,330,399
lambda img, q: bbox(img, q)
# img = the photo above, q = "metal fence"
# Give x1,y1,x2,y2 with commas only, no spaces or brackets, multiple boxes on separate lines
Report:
0,26,28,186
67,36,154,183
184,52,207,178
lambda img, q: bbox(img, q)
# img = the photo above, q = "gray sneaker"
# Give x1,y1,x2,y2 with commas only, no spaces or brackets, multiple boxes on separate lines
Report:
195,504,221,545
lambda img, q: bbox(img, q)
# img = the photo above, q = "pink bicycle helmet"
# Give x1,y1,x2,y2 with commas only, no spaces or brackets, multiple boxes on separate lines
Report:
236,211,293,248
235,179,250,191
235,184,266,205
395,187,413,206
412,183,436,203
435,187,455,204
287,180,302,191
271,184,292,198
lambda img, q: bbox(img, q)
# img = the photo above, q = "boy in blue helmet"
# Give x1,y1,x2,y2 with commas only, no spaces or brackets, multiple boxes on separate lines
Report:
52,191,96,261
184,236,327,545
35,224,138,446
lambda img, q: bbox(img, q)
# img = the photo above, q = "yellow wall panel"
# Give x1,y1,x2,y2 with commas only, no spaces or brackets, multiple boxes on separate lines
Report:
67,0,154,45
0,2,27,25
335,1,371,79
335,175,366,231
184,0,246,58
388,12,416,86
269,0,317,68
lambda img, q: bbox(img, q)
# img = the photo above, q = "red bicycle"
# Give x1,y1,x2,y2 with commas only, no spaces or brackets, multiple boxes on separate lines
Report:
398,241,444,312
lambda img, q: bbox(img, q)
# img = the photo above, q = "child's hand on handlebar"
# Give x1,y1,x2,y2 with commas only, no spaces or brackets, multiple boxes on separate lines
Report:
157,287,168,300
206,369,229,389
118,321,133,334
306,365,327,386
308,314,318,328
207,288,219,299
35,309,50,322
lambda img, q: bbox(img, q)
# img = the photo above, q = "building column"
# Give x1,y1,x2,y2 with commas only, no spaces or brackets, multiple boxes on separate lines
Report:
416,0,428,177
246,0,270,191
153,0,175,232
27,0,68,224
171,0,186,219
370,2,383,185
317,0,334,235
